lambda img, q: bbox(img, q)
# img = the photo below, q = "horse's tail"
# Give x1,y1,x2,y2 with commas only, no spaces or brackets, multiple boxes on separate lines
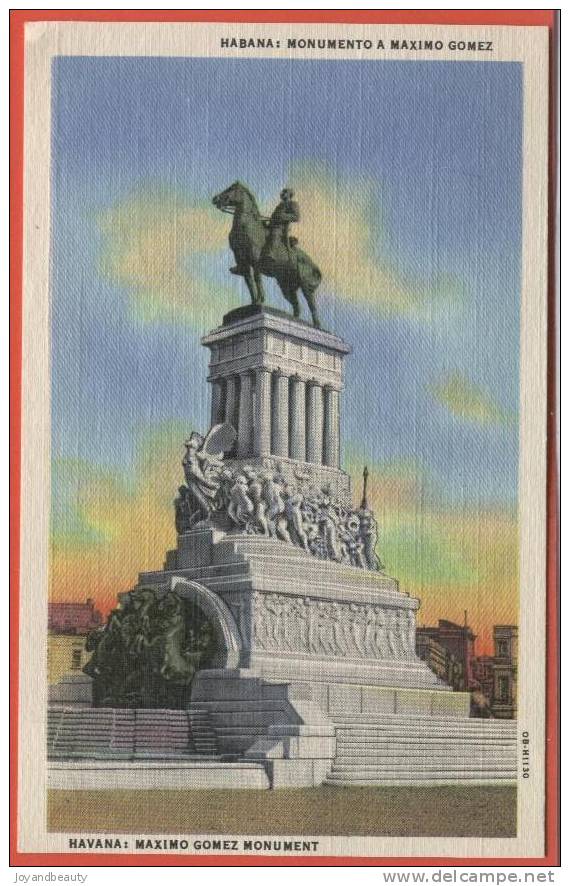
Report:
296,249,322,292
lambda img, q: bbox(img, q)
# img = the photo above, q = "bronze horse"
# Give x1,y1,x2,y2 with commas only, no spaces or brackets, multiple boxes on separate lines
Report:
212,181,322,327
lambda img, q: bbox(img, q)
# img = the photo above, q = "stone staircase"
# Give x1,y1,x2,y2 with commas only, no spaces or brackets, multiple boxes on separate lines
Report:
187,705,219,755
48,706,218,760
47,705,274,790
325,714,517,786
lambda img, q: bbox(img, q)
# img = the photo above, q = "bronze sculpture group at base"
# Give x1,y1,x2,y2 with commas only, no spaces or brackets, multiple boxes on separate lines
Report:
84,588,216,708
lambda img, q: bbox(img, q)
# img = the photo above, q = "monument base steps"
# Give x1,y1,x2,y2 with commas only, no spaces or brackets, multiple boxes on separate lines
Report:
47,702,517,788
188,706,219,754
189,671,516,787
48,707,219,759
324,714,517,786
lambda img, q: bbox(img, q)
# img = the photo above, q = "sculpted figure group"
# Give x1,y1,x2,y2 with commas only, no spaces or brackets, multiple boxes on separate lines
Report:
176,425,383,572
84,588,216,708
253,592,416,660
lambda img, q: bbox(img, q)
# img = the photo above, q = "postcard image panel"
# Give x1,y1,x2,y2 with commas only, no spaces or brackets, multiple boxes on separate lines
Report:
13,13,554,864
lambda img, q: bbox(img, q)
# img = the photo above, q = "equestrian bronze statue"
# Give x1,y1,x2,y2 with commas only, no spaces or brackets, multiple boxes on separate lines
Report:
212,182,322,328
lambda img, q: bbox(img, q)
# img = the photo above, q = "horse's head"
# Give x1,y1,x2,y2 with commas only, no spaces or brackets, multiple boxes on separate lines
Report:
212,181,257,213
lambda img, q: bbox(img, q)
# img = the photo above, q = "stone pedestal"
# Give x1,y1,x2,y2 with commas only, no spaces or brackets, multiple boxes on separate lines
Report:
132,528,474,785
73,303,518,789
144,530,454,696
202,306,352,503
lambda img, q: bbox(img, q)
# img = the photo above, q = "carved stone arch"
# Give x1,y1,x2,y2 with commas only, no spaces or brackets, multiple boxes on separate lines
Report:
169,577,241,669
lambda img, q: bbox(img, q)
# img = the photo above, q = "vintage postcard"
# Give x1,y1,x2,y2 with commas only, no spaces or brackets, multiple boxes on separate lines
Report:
10,10,558,866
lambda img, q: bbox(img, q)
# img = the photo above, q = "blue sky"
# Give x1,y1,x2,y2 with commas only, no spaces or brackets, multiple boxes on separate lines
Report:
51,56,522,518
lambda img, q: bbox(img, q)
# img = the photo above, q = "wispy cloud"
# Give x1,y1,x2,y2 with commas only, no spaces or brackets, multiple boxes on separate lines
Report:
428,372,516,425
288,162,466,316
97,188,234,324
50,422,188,607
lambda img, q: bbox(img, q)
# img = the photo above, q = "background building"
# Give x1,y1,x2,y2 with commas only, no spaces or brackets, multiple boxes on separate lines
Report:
473,626,518,719
416,618,518,718
48,598,102,635
415,617,477,691
47,599,102,684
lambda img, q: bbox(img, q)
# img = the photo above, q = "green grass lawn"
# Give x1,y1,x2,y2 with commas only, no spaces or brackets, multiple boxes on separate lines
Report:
49,785,516,837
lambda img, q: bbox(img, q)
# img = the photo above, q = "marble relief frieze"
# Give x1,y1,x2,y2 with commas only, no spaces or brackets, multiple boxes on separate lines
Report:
251,591,416,661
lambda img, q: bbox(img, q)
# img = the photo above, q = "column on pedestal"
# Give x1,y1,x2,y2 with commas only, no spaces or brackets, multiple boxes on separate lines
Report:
224,375,239,431
253,367,272,457
289,374,306,461
210,377,225,427
306,380,324,465
323,385,340,468
271,370,290,457
237,371,254,458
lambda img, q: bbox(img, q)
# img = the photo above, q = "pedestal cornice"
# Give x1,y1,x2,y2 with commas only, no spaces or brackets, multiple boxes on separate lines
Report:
202,305,351,356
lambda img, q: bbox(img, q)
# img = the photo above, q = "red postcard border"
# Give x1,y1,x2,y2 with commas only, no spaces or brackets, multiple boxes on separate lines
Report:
9,8,559,868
